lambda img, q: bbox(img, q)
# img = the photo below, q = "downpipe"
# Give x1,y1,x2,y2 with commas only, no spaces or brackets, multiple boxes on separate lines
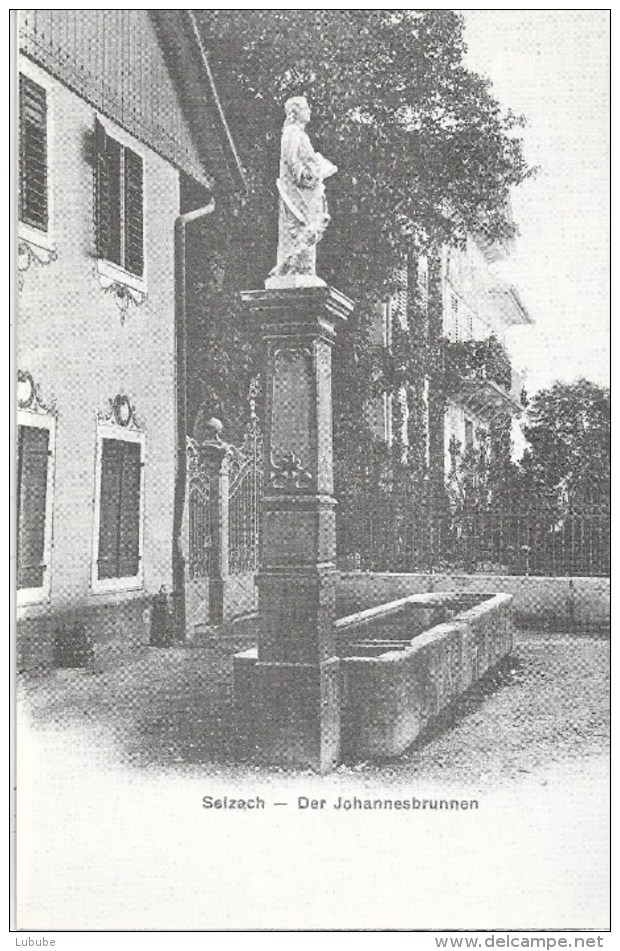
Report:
172,200,215,640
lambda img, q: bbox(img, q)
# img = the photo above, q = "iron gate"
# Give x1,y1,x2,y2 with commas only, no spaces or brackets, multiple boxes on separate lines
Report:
227,414,263,575
186,413,263,626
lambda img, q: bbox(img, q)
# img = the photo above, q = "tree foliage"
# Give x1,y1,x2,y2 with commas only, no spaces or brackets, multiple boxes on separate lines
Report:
443,335,513,394
201,9,531,279
188,11,532,427
519,379,610,509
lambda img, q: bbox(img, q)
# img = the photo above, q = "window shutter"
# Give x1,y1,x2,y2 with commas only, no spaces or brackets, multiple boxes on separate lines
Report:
392,264,408,330
118,441,142,577
98,439,122,579
95,124,143,276
417,255,429,327
17,426,50,589
19,75,48,232
95,120,123,266
95,118,110,260
106,137,123,267
451,293,460,341
97,438,142,580
124,148,144,276
467,307,474,341
465,420,474,450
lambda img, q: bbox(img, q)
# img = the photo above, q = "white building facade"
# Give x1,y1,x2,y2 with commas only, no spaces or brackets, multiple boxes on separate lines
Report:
16,10,243,669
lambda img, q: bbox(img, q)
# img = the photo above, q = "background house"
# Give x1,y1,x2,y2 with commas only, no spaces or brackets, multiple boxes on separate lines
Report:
16,10,244,669
365,229,531,492
440,236,530,481
335,226,532,573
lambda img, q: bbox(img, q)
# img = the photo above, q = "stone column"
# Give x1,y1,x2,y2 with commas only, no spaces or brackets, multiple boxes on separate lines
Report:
233,285,354,773
198,420,230,626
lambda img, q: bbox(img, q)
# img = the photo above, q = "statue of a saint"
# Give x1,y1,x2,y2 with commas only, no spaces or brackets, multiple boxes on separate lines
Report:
266,96,337,288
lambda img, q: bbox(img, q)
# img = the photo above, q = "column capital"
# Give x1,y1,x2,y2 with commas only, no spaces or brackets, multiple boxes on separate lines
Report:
241,285,354,344
197,441,228,475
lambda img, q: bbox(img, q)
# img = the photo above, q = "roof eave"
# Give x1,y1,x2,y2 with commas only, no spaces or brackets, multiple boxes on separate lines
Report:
149,10,247,197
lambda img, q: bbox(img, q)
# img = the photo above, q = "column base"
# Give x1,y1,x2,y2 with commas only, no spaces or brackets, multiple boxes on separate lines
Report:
233,651,341,773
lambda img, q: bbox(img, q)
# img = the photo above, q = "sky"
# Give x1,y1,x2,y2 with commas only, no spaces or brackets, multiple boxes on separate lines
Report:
461,10,610,395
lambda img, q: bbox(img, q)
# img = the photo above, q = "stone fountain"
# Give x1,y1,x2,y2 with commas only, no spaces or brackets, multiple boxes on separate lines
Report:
233,96,513,773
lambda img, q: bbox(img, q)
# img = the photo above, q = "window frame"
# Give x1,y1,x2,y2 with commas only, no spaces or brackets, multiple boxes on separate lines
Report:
464,418,475,451
422,376,431,469
91,420,146,594
416,254,430,338
451,291,460,342
18,57,55,254
383,300,393,350
384,391,393,447
95,117,147,295
16,409,56,607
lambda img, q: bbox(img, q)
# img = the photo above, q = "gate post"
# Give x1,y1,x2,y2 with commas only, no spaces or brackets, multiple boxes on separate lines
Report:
233,285,354,773
199,418,230,625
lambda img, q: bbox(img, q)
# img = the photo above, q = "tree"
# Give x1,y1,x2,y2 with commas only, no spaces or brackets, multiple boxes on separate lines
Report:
189,10,532,408
184,11,534,559
200,10,531,277
519,379,610,510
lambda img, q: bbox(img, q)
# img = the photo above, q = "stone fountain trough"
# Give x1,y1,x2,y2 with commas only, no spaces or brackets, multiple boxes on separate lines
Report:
336,591,514,759
234,590,514,765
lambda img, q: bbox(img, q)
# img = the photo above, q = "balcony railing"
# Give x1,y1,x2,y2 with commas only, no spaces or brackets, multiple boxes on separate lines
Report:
443,336,525,417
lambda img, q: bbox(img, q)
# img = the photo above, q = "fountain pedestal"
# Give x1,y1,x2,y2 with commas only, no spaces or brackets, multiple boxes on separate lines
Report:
233,285,354,773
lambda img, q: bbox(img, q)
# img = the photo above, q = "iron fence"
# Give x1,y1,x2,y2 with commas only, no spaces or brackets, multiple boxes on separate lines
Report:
189,410,608,582
186,437,212,580
337,502,610,577
186,415,263,581
228,416,263,575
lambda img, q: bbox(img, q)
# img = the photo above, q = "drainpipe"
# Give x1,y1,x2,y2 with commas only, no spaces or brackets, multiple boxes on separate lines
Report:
173,200,215,640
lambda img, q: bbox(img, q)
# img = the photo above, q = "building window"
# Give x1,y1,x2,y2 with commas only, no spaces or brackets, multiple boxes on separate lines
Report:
384,301,393,350
451,291,460,341
422,376,431,468
398,385,409,461
465,419,474,451
17,413,55,603
390,263,409,331
92,425,145,592
19,73,48,233
466,305,474,341
417,255,429,312
385,392,393,446
95,119,144,277
370,301,393,349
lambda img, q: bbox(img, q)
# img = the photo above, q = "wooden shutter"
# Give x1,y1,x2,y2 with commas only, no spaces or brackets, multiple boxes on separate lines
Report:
19,75,48,232
95,118,110,260
17,425,50,589
106,138,123,267
98,439,122,579
97,438,142,580
123,148,144,276
416,255,429,328
394,264,408,329
118,441,142,577
95,120,122,266
451,292,460,341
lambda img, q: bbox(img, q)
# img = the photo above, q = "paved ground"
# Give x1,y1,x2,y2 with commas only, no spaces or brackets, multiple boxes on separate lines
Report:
15,629,610,930
17,629,609,786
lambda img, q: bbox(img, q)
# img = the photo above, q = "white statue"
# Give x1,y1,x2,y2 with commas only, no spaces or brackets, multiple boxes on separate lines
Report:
266,96,337,288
